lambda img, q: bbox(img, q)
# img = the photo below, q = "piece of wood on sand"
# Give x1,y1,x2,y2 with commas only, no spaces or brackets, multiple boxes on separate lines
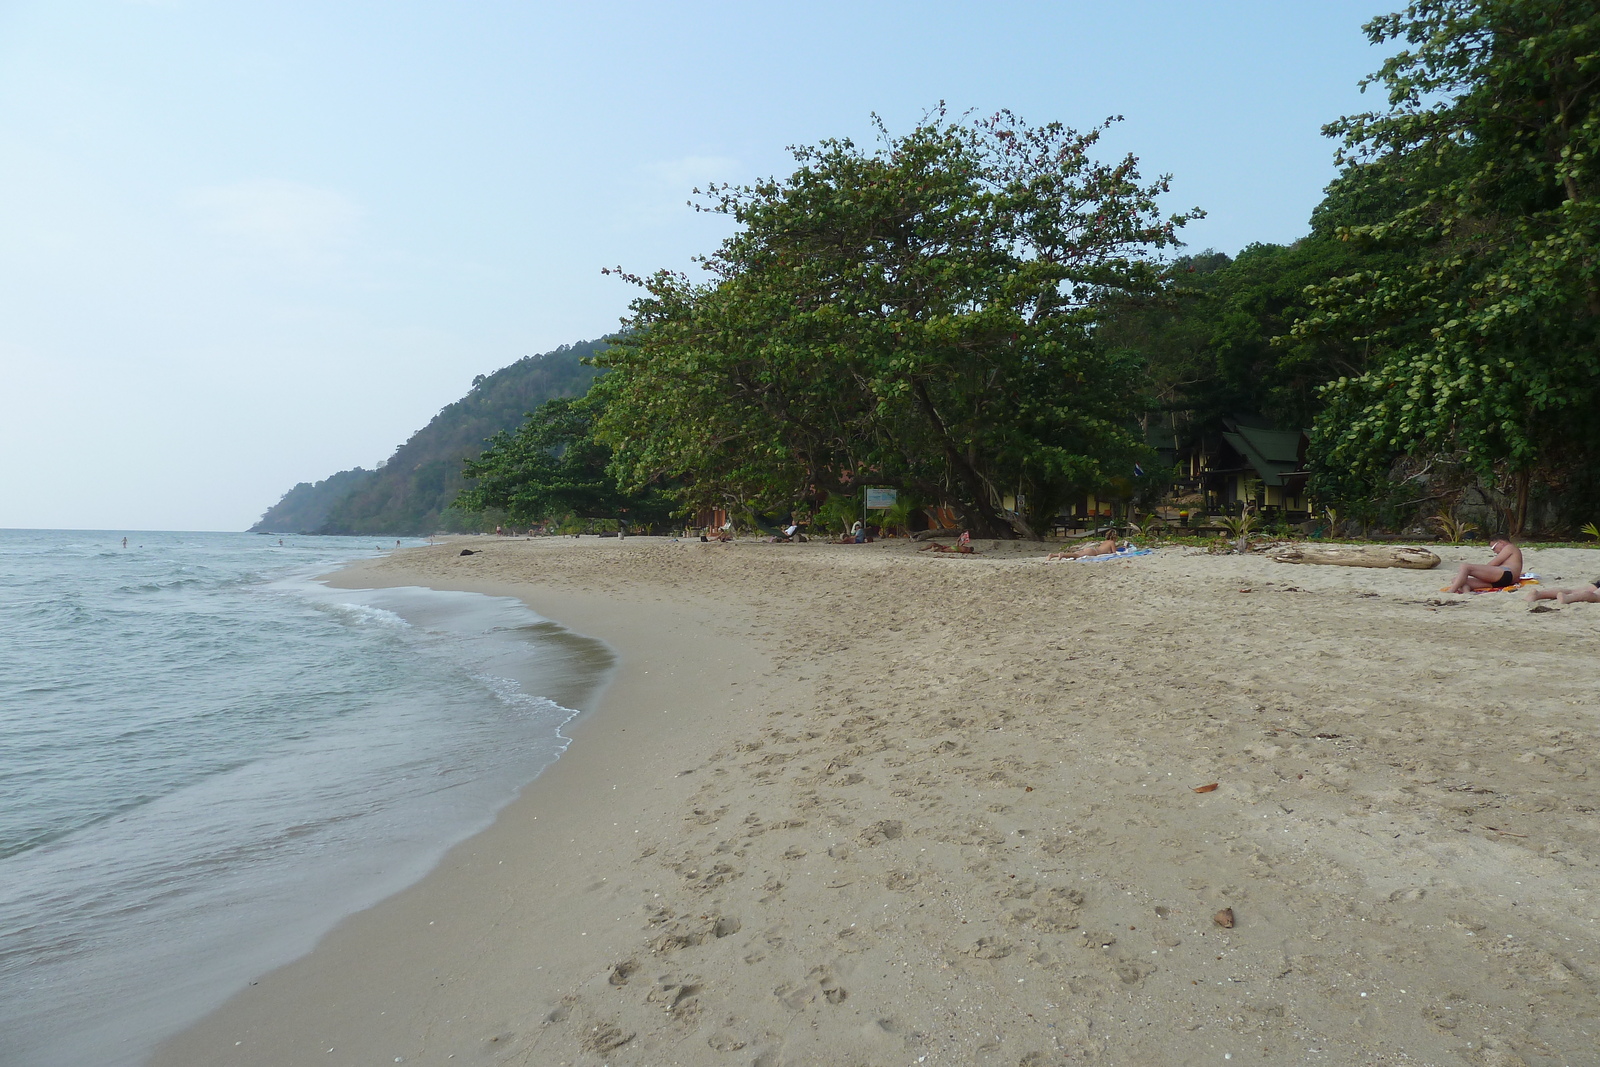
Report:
1265,544,1441,569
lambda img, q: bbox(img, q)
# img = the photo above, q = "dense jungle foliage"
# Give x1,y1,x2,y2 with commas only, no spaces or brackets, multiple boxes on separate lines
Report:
1301,0,1600,534
261,1,1600,539
456,394,678,530
467,1,1600,539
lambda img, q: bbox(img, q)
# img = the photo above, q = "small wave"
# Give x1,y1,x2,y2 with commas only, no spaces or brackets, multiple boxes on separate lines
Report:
474,672,579,723
324,603,412,629
115,577,210,595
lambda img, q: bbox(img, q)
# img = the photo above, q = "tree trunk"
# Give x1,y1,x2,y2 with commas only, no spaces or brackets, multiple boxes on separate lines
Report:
1005,511,1043,541
1266,544,1440,569
1512,469,1529,538
910,379,1014,539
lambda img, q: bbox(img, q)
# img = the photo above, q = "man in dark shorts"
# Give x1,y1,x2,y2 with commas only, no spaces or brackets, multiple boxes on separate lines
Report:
1445,539,1524,593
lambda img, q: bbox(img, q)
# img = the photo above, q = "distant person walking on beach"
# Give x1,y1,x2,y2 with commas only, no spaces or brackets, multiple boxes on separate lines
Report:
121,537,127,548
1445,538,1524,593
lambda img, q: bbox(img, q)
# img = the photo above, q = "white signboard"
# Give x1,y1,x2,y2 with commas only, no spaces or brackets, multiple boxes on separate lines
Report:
864,487,898,510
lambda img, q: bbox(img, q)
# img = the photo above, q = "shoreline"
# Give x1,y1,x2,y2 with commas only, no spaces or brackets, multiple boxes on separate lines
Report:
154,536,1600,1066
1,533,554,1067
153,539,784,1066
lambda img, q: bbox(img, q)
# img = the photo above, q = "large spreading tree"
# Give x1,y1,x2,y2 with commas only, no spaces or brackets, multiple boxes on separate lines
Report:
592,111,1197,538
1299,0,1600,532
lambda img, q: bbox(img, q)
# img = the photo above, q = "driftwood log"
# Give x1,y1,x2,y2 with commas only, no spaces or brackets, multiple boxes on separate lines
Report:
1266,544,1441,569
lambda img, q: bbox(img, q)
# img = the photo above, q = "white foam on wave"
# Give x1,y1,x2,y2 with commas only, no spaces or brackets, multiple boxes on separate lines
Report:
473,671,583,730
325,601,413,628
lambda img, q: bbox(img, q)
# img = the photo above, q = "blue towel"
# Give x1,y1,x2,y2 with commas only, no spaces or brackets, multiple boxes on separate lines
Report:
1054,546,1154,563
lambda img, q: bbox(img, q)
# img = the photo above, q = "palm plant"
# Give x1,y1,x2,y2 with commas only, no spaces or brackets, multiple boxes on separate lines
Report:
1137,514,1170,540
1430,512,1480,545
1321,506,1339,539
1582,521,1600,542
878,494,921,536
1219,510,1258,552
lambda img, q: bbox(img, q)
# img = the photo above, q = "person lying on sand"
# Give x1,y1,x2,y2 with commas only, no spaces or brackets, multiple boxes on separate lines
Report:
920,530,975,554
1526,578,1600,605
1445,538,1524,593
1047,537,1117,561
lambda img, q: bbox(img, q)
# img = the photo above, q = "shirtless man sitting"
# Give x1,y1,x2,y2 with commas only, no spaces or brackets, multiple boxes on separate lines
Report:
1526,578,1600,604
1445,538,1524,593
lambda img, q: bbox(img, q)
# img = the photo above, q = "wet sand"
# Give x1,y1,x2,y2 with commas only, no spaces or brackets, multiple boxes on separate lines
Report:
154,536,1600,1066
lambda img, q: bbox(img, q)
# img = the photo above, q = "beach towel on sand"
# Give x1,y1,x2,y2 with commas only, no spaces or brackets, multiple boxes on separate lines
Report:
1052,546,1155,564
1441,574,1540,593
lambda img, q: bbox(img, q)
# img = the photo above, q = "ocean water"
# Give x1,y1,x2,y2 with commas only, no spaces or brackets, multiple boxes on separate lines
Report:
0,530,613,1067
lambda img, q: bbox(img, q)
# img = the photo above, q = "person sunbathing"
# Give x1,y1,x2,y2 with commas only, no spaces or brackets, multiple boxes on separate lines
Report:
1444,538,1524,593
920,530,975,553
1047,537,1117,561
1526,578,1600,605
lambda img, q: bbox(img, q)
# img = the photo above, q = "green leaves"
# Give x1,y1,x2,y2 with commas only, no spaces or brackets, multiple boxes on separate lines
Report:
458,395,675,527
594,110,1195,536
1300,0,1600,529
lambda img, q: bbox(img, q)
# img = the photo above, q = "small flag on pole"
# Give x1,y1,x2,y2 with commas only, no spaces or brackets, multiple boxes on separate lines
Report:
1134,463,1145,477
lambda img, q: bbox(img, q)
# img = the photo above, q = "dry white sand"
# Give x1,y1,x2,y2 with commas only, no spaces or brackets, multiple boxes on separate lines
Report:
153,536,1600,1067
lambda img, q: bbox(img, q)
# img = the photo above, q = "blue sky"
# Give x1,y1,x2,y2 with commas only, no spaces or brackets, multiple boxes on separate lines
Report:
0,0,1392,530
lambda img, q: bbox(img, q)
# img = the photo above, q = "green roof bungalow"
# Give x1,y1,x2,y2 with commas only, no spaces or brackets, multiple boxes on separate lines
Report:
1204,418,1311,519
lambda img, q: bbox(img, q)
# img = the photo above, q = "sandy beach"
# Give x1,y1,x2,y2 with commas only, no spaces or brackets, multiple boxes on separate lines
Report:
152,536,1600,1067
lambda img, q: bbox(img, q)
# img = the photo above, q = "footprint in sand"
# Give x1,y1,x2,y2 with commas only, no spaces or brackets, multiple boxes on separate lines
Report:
773,966,847,1009
649,913,741,953
579,1021,634,1054
963,936,1013,959
646,973,704,1019
884,869,921,891
706,1019,755,1051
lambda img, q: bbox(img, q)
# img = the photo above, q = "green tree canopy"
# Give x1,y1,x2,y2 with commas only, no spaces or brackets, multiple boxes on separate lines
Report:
593,110,1198,537
1298,0,1600,530
1102,237,1380,444
458,395,676,528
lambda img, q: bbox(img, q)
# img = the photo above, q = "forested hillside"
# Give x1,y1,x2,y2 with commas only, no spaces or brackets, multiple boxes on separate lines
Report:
249,340,605,535
249,467,379,534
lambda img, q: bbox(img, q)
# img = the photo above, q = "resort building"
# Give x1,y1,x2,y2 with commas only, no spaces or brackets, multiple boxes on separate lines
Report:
1197,419,1312,518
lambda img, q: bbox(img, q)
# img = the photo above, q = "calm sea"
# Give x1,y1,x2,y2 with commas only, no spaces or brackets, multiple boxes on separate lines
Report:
0,530,612,1067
